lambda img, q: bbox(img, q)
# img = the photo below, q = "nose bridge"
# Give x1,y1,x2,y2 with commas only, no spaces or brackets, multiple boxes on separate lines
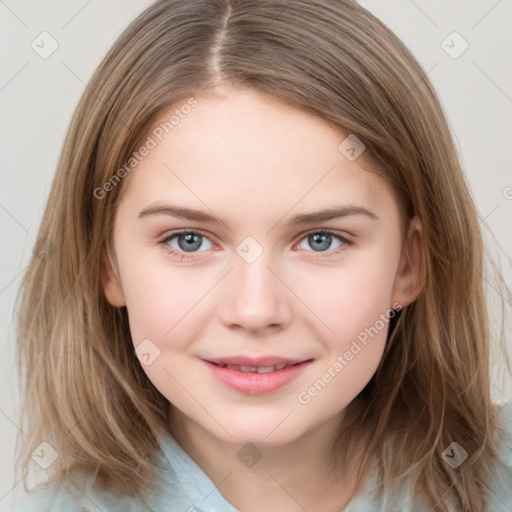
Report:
219,239,291,331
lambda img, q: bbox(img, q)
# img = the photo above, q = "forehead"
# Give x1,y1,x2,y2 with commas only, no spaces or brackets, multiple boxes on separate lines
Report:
118,89,395,223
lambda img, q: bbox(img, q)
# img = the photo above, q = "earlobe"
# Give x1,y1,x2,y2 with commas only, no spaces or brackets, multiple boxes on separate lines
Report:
391,216,425,308
100,252,126,308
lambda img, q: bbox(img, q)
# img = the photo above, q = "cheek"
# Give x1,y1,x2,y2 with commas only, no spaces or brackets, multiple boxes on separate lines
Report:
296,249,399,342
295,261,395,411
118,250,209,346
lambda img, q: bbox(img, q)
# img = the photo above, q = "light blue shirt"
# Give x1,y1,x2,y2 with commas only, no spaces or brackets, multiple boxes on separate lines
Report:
7,403,512,511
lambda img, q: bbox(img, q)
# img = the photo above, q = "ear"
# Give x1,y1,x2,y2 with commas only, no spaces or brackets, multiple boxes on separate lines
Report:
391,216,425,308
100,250,126,308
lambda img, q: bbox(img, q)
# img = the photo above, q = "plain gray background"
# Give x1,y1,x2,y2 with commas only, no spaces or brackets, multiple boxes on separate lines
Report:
1,0,511,509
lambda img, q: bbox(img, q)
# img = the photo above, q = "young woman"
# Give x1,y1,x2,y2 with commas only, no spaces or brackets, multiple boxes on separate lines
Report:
11,1,512,510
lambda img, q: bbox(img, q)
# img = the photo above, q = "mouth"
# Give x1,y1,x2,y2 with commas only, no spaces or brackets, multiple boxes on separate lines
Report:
202,357,313,395
208,361,304,373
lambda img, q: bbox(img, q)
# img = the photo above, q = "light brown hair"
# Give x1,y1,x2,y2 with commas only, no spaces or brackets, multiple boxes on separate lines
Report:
15,0,510,510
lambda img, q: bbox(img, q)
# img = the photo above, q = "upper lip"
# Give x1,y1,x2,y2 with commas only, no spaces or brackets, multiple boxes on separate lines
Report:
204,356,311,367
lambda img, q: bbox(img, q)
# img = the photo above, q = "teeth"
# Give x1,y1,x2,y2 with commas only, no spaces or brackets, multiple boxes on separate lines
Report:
219,363,291,373
256,366,276,373
239,365,257,372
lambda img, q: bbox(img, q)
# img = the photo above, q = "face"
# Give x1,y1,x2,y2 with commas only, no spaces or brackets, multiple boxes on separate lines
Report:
102,88,422,448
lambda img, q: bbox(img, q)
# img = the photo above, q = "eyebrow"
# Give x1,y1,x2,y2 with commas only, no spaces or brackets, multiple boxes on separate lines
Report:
138,203,378,226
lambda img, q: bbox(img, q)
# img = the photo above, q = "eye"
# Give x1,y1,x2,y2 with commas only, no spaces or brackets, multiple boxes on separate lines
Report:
159,230,214,259
296,230,351,257
158,229,352,261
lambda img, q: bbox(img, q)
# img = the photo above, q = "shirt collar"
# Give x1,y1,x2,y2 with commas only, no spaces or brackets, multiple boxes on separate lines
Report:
158,429,239,512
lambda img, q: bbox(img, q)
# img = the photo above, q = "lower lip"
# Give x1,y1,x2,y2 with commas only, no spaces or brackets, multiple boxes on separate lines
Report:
203,360,312,395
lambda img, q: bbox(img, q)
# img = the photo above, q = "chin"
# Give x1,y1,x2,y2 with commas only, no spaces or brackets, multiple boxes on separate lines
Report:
206,419,305,448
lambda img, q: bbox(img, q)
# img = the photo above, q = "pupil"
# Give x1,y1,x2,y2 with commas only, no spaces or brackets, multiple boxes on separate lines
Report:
179,233,201,252
310,233,331,251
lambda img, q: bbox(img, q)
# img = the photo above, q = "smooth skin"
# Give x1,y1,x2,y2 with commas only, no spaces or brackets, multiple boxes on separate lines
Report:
102,87,424,511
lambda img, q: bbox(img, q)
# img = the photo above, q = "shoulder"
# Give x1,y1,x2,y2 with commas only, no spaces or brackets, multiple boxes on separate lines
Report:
486,402,512,510
7,433,195,512
7,483,82,512
7,478,154,512
348,403,512,512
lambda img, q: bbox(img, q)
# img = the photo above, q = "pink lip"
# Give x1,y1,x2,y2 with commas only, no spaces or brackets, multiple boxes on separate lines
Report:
203,357,313,395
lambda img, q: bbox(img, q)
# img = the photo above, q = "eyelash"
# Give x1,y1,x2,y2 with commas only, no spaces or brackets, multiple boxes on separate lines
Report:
158,229,353,261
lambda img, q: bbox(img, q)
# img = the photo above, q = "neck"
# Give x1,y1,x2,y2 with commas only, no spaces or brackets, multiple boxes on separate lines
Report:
168,407,371,512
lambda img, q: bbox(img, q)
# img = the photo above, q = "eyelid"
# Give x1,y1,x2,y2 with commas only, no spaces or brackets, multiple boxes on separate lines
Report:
159,228,218,249
294,229,352,255
297,228,353,241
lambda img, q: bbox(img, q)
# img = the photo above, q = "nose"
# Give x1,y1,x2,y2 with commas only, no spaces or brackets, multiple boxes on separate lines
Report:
218,252,293,334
